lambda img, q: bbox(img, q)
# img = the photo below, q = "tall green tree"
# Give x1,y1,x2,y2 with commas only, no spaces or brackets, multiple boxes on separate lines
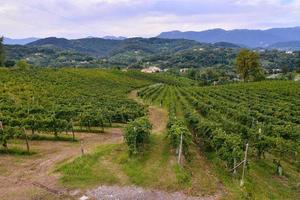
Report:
236,49,265,81
297,52,300,73
0,37,5,67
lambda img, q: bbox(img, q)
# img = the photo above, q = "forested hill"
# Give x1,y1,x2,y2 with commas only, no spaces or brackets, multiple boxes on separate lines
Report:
27,37,211,57
4,37,299,70
5,37,243,68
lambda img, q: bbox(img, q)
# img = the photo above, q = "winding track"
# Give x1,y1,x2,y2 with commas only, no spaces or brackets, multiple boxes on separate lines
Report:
84,90,222,200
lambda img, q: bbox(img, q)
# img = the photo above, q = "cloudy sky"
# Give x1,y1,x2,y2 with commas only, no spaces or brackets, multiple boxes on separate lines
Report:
0,0,300,39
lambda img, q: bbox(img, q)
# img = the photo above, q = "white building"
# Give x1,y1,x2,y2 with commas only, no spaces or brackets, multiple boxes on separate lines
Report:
180,68,189,73
285,51,294,54
141,67,162,73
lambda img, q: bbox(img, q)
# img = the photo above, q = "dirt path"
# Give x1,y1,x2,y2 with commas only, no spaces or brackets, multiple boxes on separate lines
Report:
128,89,168,134
0,128,123,200
81,89,221,200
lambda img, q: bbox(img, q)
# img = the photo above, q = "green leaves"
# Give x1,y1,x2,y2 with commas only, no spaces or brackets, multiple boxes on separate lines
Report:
123,117,152,155
236,49,265,81
212,129,244,168
167,116,192,157
0,36,4,67
0,123,23,149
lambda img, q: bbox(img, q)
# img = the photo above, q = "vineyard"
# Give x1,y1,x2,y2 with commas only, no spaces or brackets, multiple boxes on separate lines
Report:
0,68,192,151
138,81,300,199
1,67,299,199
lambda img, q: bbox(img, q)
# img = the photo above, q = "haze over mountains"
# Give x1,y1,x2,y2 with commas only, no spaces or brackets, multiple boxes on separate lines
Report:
3,37,40,45
3,27,300,50
158,27,300,49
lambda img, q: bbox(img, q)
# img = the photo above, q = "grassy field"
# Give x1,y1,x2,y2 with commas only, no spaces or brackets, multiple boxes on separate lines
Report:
58,134,222,196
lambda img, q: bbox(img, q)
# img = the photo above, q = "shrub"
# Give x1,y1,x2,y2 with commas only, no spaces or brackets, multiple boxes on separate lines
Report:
124,117,152,155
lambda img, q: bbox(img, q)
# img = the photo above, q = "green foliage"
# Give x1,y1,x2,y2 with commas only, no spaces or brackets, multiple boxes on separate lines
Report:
167,111,192,157
0,37,4,67
16,59,31,69
186,67,236,85
0,124,23,149
0,68,172,142
236,49,265,81
4,60,15,67
297,52,300,73
140,81,300,170
212,129,244,168
139,81,300,199
124,116,152,155
4,38,299,71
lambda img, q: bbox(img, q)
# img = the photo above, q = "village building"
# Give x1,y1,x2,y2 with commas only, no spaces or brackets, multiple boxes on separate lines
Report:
141,66,162,73
180,68,189,73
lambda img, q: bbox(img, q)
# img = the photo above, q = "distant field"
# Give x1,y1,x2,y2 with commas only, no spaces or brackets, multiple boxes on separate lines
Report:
139,81,300,199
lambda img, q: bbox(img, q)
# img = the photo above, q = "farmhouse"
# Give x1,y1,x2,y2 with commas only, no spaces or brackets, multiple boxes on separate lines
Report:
180,68,189,73
141,66,162,73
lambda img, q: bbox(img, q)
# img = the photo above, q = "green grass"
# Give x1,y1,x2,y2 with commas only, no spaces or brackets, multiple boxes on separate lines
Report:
0,147,35,156
57,144,119,188
207,152,300,200
24,133,78,142
57,134,219,196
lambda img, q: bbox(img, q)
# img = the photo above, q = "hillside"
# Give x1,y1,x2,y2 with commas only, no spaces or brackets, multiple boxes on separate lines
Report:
4,37,299,70
268,41,300,51
158,27,300,48
27,37,206,57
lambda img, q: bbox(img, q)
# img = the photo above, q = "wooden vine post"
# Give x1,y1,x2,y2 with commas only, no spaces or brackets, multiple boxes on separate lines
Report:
71,120,75,142
23,128,30,153
178,132,183,165
80,140,85,156
240,143,249,186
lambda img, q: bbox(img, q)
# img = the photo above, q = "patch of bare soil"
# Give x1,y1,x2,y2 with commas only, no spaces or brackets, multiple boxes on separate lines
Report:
148,106,168,134
0,128,123,200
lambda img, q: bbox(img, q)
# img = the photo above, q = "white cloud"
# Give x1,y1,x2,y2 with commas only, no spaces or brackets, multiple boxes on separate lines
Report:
0,0,299,38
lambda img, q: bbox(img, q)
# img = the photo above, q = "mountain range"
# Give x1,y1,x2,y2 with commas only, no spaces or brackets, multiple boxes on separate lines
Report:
3,37,40,45
3,36,126,45
158,27,300,48
3,27,300,50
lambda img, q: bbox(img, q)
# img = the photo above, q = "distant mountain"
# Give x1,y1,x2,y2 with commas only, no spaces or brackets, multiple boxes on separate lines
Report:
268,41,300,51
3,37,40,45
28,37,121,56
158,27,300,48
102,36,127,40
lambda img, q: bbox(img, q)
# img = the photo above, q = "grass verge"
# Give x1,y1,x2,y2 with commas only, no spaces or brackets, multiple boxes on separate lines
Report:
57,134,219,196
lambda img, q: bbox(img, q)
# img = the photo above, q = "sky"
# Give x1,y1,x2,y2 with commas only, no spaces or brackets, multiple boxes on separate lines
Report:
0,0,300,39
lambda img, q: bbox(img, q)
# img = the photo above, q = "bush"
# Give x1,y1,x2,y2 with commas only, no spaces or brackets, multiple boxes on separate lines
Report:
16,59,31,69
124,117,152,155
4,60,15,67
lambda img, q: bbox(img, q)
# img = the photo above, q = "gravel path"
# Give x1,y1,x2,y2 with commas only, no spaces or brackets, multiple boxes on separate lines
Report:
85,185,218,200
